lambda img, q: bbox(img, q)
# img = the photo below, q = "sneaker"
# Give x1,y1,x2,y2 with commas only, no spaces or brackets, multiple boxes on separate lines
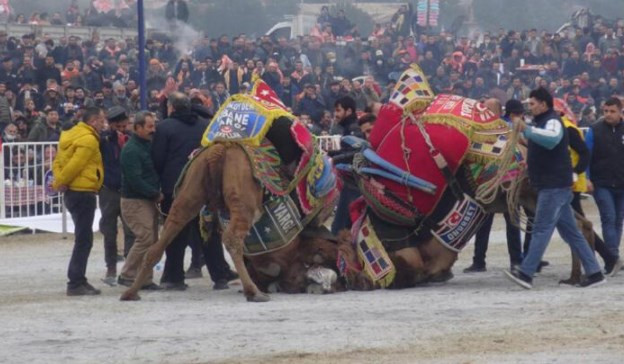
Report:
504,268,533,289
463,264,486,273
213,279,229,290
578,272,607,288
67,282,101,296
605,258,622,277
161,282,188,291
185,266,203,279
117,276,134,287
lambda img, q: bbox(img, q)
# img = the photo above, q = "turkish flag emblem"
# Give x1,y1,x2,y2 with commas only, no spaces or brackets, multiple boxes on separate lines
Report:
252,80,287,110
447,211,461,226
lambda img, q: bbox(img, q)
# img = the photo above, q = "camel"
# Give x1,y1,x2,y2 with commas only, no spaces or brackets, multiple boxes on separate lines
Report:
336,145,598,291
120,143,341,302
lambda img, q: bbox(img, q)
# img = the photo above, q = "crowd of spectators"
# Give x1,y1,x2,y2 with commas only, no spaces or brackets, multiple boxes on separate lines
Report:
0,5,623,145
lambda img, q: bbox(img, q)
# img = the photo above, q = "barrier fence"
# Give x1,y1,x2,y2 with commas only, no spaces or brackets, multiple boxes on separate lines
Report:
0,141,64,222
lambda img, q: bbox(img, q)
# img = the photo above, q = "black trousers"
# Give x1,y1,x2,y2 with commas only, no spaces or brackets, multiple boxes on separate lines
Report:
200,220,232,283
472,212,523,267
571,192,617,266
99,186,135,269
65,190,97,288
160,194,189,284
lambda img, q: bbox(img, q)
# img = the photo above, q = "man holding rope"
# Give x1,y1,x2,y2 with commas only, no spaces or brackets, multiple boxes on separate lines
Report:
504,87,606,289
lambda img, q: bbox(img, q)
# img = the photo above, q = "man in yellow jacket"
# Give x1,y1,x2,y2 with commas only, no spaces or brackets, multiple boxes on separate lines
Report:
52,107,106,296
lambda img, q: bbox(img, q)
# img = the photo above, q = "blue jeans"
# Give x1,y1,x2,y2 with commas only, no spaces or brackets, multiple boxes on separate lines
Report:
593,186,624,259
520,188,601,277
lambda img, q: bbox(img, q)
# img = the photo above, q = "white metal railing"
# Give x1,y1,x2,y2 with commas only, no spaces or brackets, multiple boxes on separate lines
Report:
317,135,342,152
0,141,63,221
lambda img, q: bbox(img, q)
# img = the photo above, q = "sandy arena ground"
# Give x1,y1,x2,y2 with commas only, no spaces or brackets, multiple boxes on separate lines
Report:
1,200,624,364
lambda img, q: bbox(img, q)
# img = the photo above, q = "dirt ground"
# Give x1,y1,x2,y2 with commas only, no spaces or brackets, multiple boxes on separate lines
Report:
1,200,623,364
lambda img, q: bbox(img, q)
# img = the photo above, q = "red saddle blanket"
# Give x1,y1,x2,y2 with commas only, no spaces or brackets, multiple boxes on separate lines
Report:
373,112,470,216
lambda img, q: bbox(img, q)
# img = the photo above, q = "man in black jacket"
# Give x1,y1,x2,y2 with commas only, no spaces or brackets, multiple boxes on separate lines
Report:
99,107,135,283
152,92,232,290
330,96,363,235
586,97,624,275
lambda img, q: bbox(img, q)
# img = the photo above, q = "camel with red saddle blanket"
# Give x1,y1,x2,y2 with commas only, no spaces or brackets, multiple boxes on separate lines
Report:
335,65,595,290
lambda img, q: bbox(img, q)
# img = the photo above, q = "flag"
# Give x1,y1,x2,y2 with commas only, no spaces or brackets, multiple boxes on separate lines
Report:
251,80,287,111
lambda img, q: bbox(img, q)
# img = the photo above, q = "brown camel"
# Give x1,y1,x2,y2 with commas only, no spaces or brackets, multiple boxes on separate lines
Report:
337,176,597,290
120,143,340,302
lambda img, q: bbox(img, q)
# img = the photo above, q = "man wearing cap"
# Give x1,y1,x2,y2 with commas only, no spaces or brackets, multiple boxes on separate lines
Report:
99,106,135,283
464,99,525,272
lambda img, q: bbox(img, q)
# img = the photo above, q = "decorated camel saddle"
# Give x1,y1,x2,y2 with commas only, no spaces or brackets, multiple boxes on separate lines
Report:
190,81,340,256
338,65,526,287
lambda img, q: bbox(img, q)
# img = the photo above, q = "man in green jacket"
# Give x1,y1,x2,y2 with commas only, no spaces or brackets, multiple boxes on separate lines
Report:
27,109,61,142
117,111,162,290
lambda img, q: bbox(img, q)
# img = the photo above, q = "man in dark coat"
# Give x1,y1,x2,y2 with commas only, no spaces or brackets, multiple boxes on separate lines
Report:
151,92,231,290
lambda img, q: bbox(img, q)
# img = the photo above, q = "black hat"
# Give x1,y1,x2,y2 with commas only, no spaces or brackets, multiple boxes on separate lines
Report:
107,106,128,123
504,99,524,116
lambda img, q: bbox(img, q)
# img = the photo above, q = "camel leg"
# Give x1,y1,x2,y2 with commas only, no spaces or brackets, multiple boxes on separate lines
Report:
560,215,596,285
418,238,458,283
389,247,428,288
221,210,269,302
221,147,269,302
120,153,211,301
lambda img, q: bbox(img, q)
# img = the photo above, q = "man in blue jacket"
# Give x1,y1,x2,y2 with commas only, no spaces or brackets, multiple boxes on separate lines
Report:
505,87,605,289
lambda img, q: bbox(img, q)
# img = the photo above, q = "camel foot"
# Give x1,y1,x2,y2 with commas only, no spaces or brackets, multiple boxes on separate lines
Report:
246,292,271,302
120,290,142,301
558,277,580,286
429,270,454,284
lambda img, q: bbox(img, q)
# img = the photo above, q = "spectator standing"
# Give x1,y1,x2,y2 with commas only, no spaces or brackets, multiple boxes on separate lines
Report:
151,92,206,290
297,84,326,124
27,109,61,141
52,107,106,296
330,96,362,235
99,107,136,283
117,111,162,290
505,88,605,289
586,97,624,274
464,99,525,273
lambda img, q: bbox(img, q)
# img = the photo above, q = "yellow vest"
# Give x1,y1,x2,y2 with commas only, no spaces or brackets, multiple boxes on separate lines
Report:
562,117,587,193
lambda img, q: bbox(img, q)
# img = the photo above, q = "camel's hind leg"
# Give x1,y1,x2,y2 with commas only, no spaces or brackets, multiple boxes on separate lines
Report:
120,149,214,301
221,147,268,302
560,214,596,285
